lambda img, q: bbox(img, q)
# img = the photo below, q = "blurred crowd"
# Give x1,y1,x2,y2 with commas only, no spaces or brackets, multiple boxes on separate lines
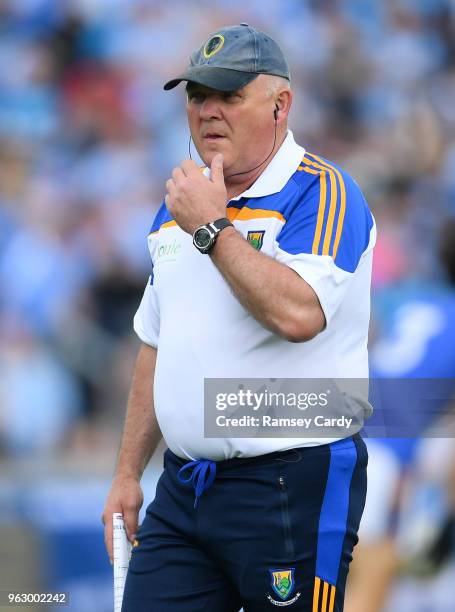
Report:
1,0,455,610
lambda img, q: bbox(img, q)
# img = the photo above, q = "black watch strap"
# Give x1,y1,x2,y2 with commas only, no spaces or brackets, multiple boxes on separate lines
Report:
211,217,233,232
193,217,233,254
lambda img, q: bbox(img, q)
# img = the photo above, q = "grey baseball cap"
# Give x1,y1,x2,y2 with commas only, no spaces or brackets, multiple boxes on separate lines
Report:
164,23,290,92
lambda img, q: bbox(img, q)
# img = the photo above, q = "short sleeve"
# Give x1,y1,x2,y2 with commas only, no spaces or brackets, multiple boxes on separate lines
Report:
276,155,375,326
133,203,169,346
133,274,160,347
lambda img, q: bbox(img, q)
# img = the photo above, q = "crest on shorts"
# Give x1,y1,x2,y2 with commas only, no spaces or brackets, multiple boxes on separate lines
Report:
270,569,295,601
203,34,225,58
247,230,265,250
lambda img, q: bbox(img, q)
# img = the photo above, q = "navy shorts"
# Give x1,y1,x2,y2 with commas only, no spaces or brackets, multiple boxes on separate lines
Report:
122,435,367,611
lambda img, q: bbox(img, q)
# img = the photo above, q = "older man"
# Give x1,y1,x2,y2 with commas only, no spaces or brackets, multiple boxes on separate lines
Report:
103,24,375,611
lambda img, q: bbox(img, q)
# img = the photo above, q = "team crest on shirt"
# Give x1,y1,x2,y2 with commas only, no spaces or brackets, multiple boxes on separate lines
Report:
247,230,265,250
267,569,301,606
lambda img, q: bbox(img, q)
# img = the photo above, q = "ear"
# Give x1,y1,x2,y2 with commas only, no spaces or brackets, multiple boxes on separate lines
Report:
274,88,293,123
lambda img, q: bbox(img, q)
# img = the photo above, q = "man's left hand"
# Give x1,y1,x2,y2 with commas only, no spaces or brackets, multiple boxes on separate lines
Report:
165,153,228,235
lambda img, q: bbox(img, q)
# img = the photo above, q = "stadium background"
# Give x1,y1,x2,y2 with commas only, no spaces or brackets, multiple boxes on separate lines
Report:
0,0,454,610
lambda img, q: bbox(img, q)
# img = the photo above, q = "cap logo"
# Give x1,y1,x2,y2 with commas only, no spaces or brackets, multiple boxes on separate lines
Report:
203,34,225,58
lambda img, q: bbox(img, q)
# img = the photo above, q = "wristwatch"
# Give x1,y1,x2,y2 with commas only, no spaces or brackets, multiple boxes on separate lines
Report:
193,218,233,254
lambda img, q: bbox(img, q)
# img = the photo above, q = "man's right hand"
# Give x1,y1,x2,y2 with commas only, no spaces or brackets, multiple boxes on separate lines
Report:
102,476,144,563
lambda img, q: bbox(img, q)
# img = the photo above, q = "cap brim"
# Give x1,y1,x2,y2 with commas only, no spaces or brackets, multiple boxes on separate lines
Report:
163,66,258,91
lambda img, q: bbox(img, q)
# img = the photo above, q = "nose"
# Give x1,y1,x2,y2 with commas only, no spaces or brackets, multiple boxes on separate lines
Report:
199,96,222,120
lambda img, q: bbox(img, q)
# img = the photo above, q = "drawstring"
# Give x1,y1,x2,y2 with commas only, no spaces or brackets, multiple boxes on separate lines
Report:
177,459,217,508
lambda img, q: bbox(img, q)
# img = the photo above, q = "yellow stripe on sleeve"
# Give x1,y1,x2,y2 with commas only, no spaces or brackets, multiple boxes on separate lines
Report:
298,160,332,254
297,165,320,175
311,170,327,255
309,154,347,260
322,170,337,256
303,156,338,257
297,161,327,255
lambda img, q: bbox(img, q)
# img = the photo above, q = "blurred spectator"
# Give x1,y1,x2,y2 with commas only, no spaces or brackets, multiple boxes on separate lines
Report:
346,219,455,612
0,318,81,455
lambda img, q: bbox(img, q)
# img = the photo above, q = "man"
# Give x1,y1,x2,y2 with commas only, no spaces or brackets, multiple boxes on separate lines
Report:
102,24,376,611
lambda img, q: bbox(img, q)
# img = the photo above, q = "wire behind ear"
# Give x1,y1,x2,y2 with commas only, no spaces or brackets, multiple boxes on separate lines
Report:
274,105,278,121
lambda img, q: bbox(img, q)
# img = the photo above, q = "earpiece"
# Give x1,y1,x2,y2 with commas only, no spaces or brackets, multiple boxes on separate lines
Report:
274,105,278,121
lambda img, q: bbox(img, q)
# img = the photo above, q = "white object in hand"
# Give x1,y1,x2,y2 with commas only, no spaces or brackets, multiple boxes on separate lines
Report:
113,512,132,612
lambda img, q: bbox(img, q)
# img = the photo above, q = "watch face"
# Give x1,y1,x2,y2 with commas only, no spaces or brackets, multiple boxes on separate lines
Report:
194,228,211,249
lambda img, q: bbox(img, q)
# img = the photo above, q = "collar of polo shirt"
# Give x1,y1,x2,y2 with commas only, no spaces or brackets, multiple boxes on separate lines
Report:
202,130,305,201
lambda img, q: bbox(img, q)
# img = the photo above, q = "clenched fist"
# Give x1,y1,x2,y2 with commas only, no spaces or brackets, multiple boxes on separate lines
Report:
165,153,228,234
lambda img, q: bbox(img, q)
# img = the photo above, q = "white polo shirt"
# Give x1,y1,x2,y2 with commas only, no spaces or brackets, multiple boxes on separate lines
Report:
134,131,376,460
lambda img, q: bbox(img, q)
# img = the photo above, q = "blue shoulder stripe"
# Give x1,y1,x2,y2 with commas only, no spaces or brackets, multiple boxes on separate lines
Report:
149,201,172,234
